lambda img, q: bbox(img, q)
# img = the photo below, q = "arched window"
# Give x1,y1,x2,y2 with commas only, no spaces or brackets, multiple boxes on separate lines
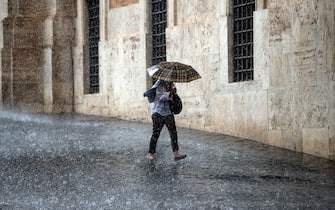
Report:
232,0,255,82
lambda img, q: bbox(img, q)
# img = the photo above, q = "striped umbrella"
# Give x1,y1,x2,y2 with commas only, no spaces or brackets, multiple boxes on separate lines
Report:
148,61,201,83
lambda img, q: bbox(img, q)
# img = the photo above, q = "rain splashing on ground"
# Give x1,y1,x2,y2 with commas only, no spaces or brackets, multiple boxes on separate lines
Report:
0,111,334,209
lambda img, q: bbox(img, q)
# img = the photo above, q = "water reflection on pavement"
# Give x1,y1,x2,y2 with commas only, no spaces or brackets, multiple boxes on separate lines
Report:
0,111,334,209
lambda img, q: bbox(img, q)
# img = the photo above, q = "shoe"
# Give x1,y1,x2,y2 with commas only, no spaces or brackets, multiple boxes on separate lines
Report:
148,154,155,160
174,154,187,161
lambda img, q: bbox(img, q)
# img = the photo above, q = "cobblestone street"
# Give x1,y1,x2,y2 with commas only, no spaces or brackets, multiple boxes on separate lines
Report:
0,112,334,209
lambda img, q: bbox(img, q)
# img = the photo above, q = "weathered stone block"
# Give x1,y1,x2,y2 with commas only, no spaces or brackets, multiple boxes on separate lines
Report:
2,18,13,46
212,93,234,134
268,90,293,130
245,91,268,142
55,0,75,17
293,86,328,129
0,22,3,49
18,0,55,17
177,0,220,25
52,45,73,108
330,138,335,160
108,3,140,37
110,0,138,8
52,47,73,82
0,0,8,20
14,17,45,48
53,82,73,105
53,17,74,47
231,92,247,137
13,82,43,104
268,130,283,148
1,45,10,75
254,10,269,84
269,45,291,88
282,129,302,152
122,36,140,64
302,128,329,159
292,41,318,87
329,109,335,139
268,4,292,43
1,82,11,106
292,0,319,43
12,48,43,82
16,102,44,112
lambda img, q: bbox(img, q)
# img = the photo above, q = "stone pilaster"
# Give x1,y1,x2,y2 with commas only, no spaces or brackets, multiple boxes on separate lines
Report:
0,1,8,110
1,0,56,112
51,0,76,113
42,17,54,113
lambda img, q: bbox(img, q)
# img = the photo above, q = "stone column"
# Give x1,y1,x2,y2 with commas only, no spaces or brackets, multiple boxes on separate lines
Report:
73,0,85,111
52,0,76,113
0,0,8,110
1,0,51,112
42,17,54,113
140,0,152,89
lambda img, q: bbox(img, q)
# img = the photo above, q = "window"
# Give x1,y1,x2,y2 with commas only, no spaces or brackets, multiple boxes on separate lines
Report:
87,0,100,93
232,0,255,82
151,0,167,65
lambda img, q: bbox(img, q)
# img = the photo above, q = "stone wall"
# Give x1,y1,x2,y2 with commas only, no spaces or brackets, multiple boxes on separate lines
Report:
265,0,335,159
165,1,269,144
73,0,149,121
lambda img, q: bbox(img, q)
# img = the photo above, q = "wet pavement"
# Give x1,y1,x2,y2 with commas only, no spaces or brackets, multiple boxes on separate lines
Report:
0,111,334,210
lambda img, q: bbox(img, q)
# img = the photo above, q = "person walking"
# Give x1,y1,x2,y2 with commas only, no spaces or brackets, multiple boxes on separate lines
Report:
146,80,186,161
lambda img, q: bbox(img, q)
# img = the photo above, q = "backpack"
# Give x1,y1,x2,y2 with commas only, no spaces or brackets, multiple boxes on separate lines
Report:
169,94,183,114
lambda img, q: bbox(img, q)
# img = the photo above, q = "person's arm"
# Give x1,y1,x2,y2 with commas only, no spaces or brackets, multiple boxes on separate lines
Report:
157,85,172,101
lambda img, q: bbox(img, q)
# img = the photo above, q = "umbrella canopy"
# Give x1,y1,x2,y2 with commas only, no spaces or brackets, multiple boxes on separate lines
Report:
147,61,201,83
147,65,159,77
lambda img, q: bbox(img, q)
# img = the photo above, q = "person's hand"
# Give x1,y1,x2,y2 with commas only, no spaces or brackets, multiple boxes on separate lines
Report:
170,87,177,96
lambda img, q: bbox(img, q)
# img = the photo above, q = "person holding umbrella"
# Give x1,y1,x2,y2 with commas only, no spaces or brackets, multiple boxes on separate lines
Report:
147,79,186,161
145,61,201,161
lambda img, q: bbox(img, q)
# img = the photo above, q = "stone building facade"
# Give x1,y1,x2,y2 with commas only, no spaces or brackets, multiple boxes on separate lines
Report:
0,0,334,160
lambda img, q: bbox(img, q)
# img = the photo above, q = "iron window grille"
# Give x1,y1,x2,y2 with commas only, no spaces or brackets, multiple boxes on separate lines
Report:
88,0,100,93
232,0,255,82
152,0,167,65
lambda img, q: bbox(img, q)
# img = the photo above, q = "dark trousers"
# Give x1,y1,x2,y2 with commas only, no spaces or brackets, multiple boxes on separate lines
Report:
149,113,178,154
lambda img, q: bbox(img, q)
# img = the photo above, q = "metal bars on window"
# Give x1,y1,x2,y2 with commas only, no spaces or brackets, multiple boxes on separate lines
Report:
88,0,100,93
233,0,255,82
152,0,167,65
